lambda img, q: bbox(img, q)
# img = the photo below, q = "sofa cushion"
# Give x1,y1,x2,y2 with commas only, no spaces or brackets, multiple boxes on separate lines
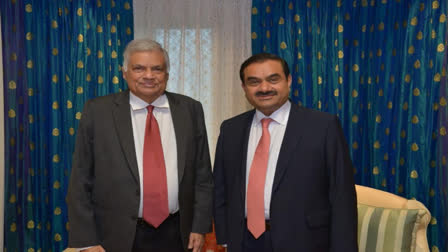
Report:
357,203,426,252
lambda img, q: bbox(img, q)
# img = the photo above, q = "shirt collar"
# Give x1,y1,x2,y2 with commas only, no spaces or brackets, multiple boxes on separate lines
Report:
254,100,291,126
129,92,170,111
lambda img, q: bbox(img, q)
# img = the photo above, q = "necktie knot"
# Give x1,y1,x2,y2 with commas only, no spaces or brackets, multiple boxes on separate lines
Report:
261,118,272,129
147,105,154,114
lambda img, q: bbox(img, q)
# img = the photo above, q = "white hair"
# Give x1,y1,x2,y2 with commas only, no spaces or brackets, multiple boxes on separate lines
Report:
122,38,170,72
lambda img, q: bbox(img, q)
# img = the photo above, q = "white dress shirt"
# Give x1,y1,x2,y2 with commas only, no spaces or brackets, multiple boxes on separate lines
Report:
245,101,291,219
130,92,179,216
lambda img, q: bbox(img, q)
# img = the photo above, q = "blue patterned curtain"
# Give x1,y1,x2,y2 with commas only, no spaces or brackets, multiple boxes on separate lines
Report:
252,0,447,251
1,0,133,250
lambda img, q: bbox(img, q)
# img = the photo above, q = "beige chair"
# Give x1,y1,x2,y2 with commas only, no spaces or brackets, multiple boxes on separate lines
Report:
356,185,431,252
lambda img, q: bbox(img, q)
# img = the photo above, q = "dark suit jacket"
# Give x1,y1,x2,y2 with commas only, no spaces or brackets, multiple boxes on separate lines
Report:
213,103,358,252
67,90,213,252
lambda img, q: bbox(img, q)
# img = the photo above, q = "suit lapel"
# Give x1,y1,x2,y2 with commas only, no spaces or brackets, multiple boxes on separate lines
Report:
240,111,255,204
165,92,187,184
112,90,140,183
272,104,305,192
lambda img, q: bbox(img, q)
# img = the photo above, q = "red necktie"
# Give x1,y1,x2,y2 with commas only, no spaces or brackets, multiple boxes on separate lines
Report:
247,118,273,238
143,105,169,228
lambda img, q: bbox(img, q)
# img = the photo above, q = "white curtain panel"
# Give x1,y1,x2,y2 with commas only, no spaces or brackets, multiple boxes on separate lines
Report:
133,0,252,160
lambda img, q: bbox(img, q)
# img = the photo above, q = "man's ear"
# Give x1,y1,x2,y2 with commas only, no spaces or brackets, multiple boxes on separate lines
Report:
122,70,127,81
287,74,292,88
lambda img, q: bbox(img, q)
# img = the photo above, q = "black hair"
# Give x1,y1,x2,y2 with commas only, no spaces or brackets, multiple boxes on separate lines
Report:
239,53,290,83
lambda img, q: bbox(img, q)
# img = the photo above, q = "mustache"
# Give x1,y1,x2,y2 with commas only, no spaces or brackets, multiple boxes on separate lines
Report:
139,80,158,85
255,90,277,97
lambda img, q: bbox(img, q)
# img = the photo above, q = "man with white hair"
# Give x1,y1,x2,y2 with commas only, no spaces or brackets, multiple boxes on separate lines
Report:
67,39,213,252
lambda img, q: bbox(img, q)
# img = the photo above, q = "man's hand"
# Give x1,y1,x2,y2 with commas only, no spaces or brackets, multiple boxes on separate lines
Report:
188,232,205,252
81,245,105,252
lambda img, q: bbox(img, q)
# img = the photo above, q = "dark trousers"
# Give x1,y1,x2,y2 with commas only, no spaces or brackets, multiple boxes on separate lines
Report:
242,222,273,252
132,212,184,252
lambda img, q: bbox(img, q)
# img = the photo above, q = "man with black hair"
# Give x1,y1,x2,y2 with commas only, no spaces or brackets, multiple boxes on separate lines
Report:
213,53,358,252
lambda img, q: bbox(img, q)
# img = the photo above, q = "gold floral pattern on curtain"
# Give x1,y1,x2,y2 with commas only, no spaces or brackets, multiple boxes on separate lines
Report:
1,0,133,250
